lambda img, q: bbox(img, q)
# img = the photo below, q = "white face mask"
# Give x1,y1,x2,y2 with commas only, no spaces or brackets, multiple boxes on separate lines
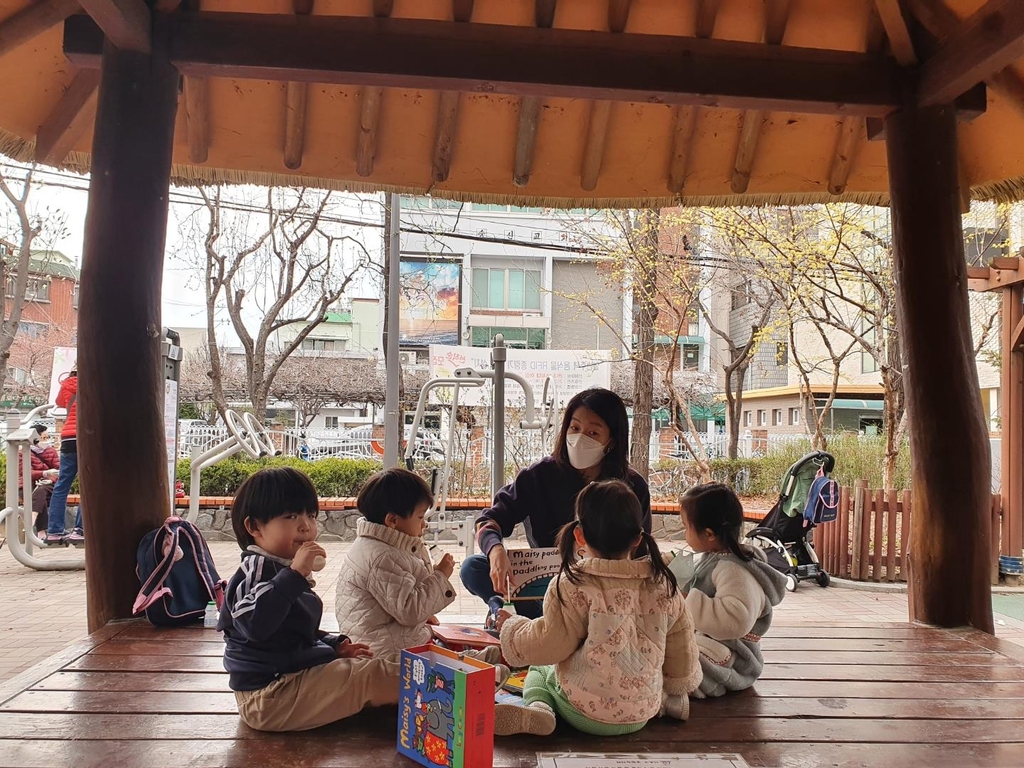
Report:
565,433,608,470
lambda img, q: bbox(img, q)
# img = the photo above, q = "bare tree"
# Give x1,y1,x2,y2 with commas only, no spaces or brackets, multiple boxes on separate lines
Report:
178,185,372,419
271,356,384,427
0,164,68,400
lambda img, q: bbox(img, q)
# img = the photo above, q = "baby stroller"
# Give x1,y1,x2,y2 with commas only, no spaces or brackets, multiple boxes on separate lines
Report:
747,451,836,592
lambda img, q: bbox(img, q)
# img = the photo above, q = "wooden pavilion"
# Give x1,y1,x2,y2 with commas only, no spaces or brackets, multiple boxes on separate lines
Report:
0,0,1023,764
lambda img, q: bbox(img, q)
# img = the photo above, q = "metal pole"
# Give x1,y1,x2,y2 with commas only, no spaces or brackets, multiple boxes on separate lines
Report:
491,334,506,496
384,192,402,469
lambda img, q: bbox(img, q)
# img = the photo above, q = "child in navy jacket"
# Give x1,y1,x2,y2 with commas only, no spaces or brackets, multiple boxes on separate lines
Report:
220,467,400,731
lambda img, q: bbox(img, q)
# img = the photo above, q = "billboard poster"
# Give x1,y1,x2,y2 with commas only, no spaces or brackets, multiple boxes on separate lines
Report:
399,259,461,347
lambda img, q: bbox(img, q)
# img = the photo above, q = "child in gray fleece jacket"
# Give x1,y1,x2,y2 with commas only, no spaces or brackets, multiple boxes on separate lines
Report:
679,483,787,697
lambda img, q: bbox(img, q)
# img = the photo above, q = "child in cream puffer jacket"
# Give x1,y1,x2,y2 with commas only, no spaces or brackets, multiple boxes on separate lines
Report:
335,469,457,656
494,480,702,737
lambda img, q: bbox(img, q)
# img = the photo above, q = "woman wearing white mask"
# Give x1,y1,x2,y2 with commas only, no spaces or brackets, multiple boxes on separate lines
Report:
460,388,651,619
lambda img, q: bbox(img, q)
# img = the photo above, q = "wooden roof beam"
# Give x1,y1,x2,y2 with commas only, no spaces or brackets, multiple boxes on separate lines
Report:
513,0,556,188
283,0,313,170
34,68,100,165
64,13,907,115
429,0,474,184
78,0,150,53
0,0,80,57
866,80,986,141
906,0,1024,116
667,0,721,194
919,0,1024,106
967,259,1024,292
729,0,792,195
873,0,917,65
354,0,394,177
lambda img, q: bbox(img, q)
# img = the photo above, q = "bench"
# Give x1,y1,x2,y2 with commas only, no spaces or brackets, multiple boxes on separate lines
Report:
1,619,1022,766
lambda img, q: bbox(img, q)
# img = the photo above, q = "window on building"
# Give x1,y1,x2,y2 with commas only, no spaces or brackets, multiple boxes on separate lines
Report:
773,408,783,426
789,407,800,426
757,410,767,426
301,338,340,352
17,321,47,339
743,411,751,427
470,326,545,349
324,416,339,429
72,283,80,309
7,277,51,302
471,268,542,311
682,343,700,371
776,342,788,366
731,280,751,310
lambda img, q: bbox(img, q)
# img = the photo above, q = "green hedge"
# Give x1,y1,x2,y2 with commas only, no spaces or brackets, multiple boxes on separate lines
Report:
176,456,381,497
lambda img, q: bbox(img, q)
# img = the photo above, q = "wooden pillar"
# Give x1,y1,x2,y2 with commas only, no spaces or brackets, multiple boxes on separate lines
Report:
885,104,993,633
1002,285,1024,566
79,39,178,632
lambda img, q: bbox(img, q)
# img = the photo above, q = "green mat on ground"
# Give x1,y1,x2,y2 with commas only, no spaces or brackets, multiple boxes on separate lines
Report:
992,594,1024,621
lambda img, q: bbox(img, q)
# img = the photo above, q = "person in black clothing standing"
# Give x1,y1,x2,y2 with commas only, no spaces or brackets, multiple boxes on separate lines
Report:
460,388,651,619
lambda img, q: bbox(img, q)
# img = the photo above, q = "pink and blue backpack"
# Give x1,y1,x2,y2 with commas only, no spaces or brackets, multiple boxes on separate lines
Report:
133,517,226,627
803,468,840,525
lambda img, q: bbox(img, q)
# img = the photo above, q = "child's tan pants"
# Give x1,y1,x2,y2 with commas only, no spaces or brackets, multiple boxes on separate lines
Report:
235,655,401,732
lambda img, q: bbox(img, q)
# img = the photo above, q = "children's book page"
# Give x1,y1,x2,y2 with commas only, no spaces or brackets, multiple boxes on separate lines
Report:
536,754,751,768
507,547,561,601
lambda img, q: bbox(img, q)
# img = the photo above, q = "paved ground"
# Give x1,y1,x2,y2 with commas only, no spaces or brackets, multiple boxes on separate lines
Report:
3,538,1024,682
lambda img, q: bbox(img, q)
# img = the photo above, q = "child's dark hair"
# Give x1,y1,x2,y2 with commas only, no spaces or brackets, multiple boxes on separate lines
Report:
680,483,753,561
231,467,319,549
357,467,434,525
555,479,677,601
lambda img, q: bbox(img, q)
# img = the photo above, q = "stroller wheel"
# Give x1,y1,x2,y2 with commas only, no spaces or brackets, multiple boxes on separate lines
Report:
816,571,831,588
785,574,798,592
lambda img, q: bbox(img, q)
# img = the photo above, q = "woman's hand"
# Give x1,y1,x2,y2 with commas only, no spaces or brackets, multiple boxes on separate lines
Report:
488,545,513,595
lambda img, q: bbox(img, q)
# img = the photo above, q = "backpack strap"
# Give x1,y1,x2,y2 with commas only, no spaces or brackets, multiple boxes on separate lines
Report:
132,523,181,615
178,521,226,609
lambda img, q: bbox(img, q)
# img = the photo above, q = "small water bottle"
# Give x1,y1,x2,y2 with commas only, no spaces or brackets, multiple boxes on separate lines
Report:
203,601,218,628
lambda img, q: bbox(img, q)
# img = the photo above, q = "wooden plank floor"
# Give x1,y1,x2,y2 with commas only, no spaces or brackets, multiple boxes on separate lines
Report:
1,621,1024,767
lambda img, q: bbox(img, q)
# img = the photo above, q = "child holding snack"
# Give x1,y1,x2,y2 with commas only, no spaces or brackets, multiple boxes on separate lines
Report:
220,467,399,732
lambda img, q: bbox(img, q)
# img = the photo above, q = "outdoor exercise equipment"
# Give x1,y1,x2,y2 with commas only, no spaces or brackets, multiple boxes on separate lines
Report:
185,409,281,524
1,405,85,570
405,335,559,555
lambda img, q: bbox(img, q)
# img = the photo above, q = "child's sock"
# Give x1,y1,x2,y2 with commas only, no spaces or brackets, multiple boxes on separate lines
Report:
494,700,556,736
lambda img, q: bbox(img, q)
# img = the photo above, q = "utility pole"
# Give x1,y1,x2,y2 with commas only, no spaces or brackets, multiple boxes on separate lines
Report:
383,193,402,469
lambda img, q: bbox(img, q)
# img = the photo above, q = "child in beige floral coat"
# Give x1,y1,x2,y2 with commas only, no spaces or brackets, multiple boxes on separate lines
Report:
494,480,702,736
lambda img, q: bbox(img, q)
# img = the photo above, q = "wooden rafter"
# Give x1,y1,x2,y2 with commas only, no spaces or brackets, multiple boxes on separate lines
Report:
78,0,150,53
580,99,612,191
431,90,461,184
34,68,100,166
353,0,394,177
873,0,917,65
577,0,632,191
1013,313,1024,352
65,13,906,116
184,76,210,164
865,81,987,141
919,0,1024,106
695,0,721,39
729,0,792,195
827,7,887,193
429,0,474,184
906,0,1024,117
827,115,862,195
282,0,313,170
0,0,80,57
667,0,721,194
512,0,557,188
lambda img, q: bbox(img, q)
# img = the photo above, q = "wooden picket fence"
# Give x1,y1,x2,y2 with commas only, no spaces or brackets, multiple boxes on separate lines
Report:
816,483,1004,584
